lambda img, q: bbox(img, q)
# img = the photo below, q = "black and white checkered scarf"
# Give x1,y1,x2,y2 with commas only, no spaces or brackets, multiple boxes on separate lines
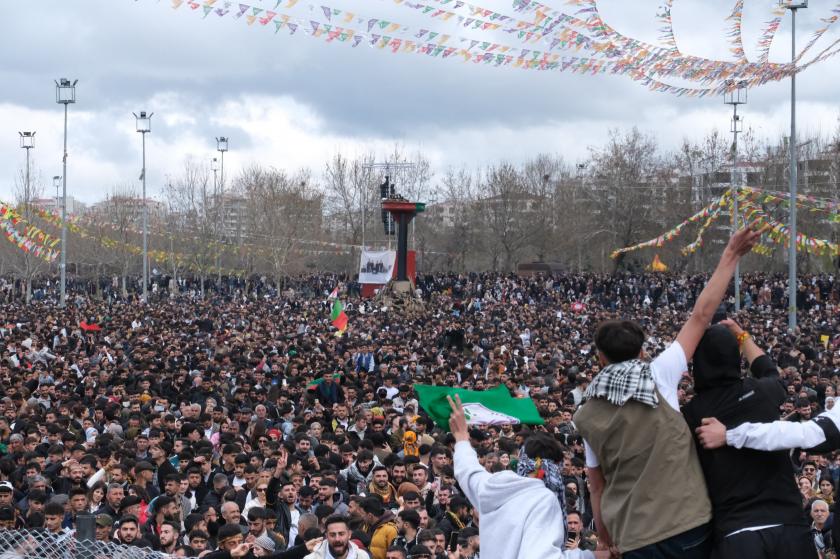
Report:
583,359,659,408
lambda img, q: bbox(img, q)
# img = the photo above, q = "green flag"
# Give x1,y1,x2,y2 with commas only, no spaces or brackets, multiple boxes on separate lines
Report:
413,384,544,429
307,372,343,391
330,299,348,333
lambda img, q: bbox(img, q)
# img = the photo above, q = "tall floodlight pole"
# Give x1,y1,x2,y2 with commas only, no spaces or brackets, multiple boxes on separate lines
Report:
576,163,586,272
55,78,77,308
216,137,228,284
134,111,153,303
782,1,807,330
53,175,61,276
19,132,35,201
724,81,747,312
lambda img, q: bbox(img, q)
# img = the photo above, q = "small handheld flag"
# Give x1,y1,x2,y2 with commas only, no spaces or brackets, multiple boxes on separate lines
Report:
330,298,348,335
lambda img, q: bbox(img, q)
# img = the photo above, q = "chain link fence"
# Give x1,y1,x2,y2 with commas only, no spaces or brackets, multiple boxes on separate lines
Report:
0,529,173,559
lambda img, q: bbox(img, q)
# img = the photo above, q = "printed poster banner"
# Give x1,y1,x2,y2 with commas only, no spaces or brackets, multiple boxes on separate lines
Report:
359,249,396,284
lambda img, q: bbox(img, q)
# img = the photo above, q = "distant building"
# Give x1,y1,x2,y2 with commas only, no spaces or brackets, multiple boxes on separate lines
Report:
89,196,165,226
31,196,86,216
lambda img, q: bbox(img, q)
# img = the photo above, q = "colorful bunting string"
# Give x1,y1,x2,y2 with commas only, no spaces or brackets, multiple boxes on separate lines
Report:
137,0,840,96
611,187,839,260
0,203,60,262
726,0,747,63
657,0,679,53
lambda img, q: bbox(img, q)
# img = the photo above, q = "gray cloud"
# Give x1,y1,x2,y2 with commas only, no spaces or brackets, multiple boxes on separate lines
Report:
1,0,839,203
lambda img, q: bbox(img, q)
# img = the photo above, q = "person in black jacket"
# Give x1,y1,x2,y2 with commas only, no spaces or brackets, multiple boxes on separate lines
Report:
149,442,178,491
682,319,817,559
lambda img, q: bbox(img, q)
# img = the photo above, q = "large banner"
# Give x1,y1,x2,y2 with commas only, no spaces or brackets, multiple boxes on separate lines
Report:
359,250,396,284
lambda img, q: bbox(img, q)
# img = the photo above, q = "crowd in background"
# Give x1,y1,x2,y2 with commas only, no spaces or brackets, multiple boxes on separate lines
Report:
0,271,838,558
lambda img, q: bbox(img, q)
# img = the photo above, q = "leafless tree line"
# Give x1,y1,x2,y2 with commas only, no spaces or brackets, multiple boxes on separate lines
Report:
1,127,838,297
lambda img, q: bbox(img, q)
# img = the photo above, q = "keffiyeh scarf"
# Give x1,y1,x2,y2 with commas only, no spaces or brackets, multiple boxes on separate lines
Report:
517,448,567,531
583,359,659,408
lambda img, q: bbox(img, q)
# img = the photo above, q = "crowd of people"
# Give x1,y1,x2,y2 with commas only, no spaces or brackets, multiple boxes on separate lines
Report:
0,258,838,559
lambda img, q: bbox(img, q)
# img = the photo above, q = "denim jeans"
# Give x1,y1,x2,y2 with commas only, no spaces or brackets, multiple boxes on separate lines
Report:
623,523,712,559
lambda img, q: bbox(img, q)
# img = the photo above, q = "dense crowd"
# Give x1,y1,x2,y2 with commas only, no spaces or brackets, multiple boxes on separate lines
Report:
0,268,838,559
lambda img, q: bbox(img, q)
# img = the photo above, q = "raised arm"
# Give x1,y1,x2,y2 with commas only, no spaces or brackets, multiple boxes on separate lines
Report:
676,225,763,361
448,396,491,507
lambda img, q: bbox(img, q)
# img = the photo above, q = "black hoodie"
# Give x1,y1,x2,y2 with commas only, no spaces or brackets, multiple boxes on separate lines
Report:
682,325,807,540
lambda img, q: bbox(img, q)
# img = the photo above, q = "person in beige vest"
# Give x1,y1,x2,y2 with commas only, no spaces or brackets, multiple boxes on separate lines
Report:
574,224,763,558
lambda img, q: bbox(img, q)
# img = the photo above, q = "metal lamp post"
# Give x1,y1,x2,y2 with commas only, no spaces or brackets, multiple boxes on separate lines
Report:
576,163,586,272
134,111,153,303
724,80,747,312
53,176,61,212
211,157,219,195
19,132,35,201
782,0,807,330
215,137,228,284
52,175,61,277
55,78,77,307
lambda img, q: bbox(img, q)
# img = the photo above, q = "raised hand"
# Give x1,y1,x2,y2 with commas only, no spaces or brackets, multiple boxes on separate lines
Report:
447,394,469,442
718,318,744,337
725,220,768,259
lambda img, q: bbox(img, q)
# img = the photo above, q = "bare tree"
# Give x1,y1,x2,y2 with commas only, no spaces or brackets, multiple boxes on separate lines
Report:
12,165,46,303
323,151,377,268
90,185,142,296
165,159,217,296
479,163,538,271
520,154,570,263
429,167,481,272
586,128,662,271
239,164,323,283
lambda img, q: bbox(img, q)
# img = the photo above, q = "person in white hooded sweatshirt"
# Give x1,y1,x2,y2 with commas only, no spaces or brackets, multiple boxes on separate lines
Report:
447,395,609,559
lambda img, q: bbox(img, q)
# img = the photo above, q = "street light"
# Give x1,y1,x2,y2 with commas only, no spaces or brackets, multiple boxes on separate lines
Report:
215,137,229,284
216,136,228,190
53,176,61,213
211,157,219,194
134,111,153,303
724,80,747,312
781,0,807,330
18,133,35,205
55,78,77,308
576,163,587,272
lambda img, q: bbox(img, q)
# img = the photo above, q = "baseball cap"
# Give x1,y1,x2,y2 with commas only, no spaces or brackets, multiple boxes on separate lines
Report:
0,482,13,493
96,514,114,527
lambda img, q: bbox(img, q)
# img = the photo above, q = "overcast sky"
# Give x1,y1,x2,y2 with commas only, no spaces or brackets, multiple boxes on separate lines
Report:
2,0,839,204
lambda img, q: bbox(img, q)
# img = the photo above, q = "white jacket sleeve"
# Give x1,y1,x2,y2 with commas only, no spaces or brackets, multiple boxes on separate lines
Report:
727,419,827,451
87,467,107,488
453,441,491,508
